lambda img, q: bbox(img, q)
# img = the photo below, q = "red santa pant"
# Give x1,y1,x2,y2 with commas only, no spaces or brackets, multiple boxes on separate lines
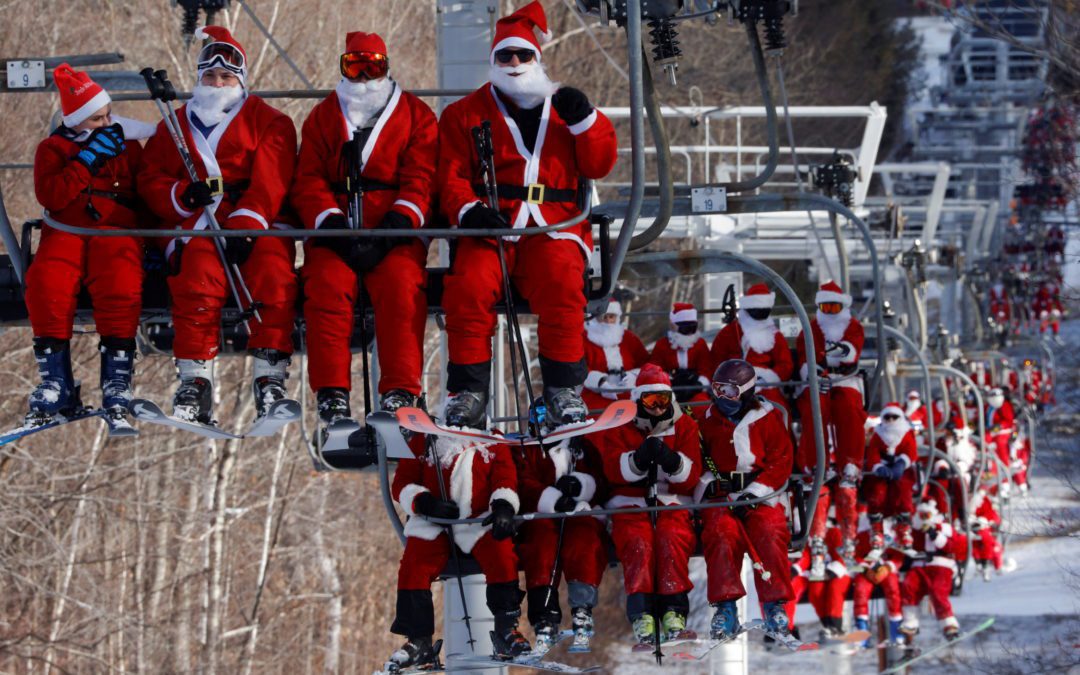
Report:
989,432,1011,467
853,571,901,619
25,226,143,340
518,517,607,590
973,530,1002,569
1013,440,1031,487
807,575,851,621
901,565,954,620
397,531,518,590
863,474,915,517
444,235,586,365
700,503,794,604
787,573,808,626
301,241,428,394
169,236,297,359
829,386,867,470
809,483,859,545
796,390,830,471
610,509,695,596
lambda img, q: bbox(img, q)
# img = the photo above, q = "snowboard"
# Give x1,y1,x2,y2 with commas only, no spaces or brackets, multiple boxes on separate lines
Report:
308,417,363,470
670,620,763,660
128,399,243,440
447,653,600,674
880,617,995,674
0,407,107,446
245,399,301,437
630,628,699,653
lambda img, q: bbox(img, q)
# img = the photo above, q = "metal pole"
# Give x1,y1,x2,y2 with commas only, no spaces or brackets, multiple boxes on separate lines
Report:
237,0,315,90
0,186,25,286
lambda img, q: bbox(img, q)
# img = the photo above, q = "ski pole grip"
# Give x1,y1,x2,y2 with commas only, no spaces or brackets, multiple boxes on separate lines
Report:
140,67,164,100
154,69,177,102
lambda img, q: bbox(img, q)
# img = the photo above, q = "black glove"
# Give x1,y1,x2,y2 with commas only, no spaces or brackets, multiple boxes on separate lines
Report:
551,87,593,126
555,474,583,498
658,445,682,475
378,210,413,230
179,180,215,210
483,498,517,540
460,204,507,229
731,491,758,519
350,238,391,273
413,491,460,520
554,494,577,513
314,213,355,259
224,235,255,266
632,436,665,472
75,123,126,173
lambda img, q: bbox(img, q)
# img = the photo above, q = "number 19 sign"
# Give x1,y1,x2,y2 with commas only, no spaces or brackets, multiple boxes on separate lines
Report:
691,186,727,214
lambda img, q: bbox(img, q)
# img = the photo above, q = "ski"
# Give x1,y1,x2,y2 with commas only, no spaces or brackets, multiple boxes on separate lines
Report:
752,623,819,652
0,407,106,446
447,654,600,674
880,618,995,674
128,399,243,440
671,620,763,660
245,398,301,437
102,407,139,438
630,628,700,653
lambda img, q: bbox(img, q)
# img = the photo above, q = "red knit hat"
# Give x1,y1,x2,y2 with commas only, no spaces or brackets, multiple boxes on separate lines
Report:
490,0,552,64
195,26,248,85
631,363,672,400
54,64,111,128
346,31,387,56
670,302,697,324
815,280,852,307
740,283,776,310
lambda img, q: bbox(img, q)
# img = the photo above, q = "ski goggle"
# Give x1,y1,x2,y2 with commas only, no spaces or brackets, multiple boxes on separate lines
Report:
197,42,245,75
340,51,389,81
882,413,901,422
711,381,741,401
675,321,699,335
494,48,536,65
818,302,844,315
639,391,673,409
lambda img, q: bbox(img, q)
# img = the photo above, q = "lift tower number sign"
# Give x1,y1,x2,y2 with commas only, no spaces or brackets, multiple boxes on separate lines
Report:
691,186,727,214
6,60,45,89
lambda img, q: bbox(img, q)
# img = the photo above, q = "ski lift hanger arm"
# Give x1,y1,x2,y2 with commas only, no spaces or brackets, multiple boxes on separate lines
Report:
107,88,475,102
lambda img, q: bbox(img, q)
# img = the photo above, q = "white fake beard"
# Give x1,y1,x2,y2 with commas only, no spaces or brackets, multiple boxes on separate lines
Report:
905,400,921,416
431,435,491,469
816,308,851,343
987,395,1005,409
586,319,625,348
489,62,558,110
737,309,777,353
875,419,911,448
668,330,700,351
189,84,245,126
336,76,393,130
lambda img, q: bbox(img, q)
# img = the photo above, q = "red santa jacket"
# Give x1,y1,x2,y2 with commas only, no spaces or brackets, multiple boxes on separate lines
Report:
853,525,904,574
709,317,794,386
648,335,713,383
139,95,297,255
437,83,617,255
796,317,864,395
1022,369,1042,404
696,399,793,505
986,400,1015,434
589,408,701,508
392,435,519,553
583,328,650,391
35,129,144,229
514,440,606,514
970,489,1001,530
988,285,1010,322
291,85,437,230
865,425,918,472
910,522,961,572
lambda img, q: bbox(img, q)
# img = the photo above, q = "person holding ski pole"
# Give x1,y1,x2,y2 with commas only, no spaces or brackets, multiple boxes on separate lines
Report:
139,26,298,425
292,31,436,426
25,64,155,431
436,0,617,429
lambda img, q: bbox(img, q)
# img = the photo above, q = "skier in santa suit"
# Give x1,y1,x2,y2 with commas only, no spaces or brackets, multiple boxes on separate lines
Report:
796,280,866,570
1020,358,1042,407
970,479,1004,581
588,364,700,647
1033,282,1062,336
806,523,852,640
709,283,794,419
437,0,618,428
581,297,649,412
851,506,904,646
139,27,298,424
25,65,155,429
291,31,436,422
905,390,941,437
514,399,607,652
386,433,530,670
900,499,963,640
863,402,918,553
697,359,795,641
988,281,1011,335
648,302,713,405
984,387,1015,467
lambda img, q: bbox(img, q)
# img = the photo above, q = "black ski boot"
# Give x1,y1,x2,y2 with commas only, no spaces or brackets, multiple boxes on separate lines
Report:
444,390,488,429
492,614,532,659
383,637,442,673
27,337,80,426
100,338,136,431
316,387,352,424
380,388,416,414
173,359,213,425
544,386,587,426
251,348,290,418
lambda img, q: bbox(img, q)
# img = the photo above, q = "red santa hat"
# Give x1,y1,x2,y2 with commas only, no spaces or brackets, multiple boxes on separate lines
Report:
631,363,672,400
346,31,387,55
907,390,921,400
670,302,698,324
815,280,852,307
739,283,776,310
195,26,248,85
490,0,552,64
54,64,111,128
880,402,905,418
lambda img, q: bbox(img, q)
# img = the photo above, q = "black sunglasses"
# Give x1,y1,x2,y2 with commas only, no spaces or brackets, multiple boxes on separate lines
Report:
882,414,901,421
494,48,536,64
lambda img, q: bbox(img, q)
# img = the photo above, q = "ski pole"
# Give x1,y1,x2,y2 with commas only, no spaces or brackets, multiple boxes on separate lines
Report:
344,129,375,424
645,460,663,665
541,438,577,624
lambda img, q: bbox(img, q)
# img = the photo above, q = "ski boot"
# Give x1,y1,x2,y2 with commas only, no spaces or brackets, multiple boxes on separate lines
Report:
854,617,872,648
900,607,920,638
888,618,904,645
380,389,417,414
100,338,136,432
443,390,487,429
631,613,656,649
173,359,213,425
709,600,739,641
532,621,559,656
317,388,352,424
661,610,692,642
544,387,587,426
819,616,843,641
383,637,441,673
763,601,791,636
980,561,992,582
808,536,827,581
569,605,594,653
491,612,531,659
27,338,80,426
251,348,289,419
942,617,960,641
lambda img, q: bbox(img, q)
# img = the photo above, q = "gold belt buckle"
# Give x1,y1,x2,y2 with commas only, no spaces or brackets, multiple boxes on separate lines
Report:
205,176,224,197
526,183,545,204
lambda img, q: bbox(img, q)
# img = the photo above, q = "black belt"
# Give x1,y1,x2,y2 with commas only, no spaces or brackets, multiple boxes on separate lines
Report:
83,188,138,210
204,178,249,202
330,178,399,194
704,471,760,497
472,183,577,205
